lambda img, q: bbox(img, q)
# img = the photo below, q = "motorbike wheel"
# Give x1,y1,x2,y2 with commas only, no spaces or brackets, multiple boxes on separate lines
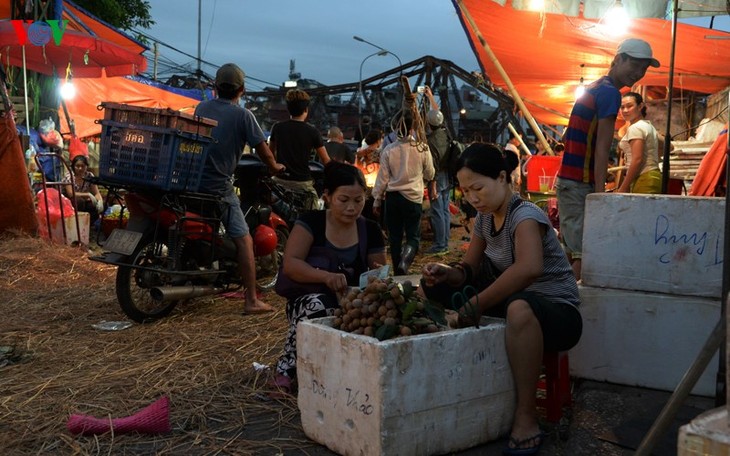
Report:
256,226,289,291
116,239,180,323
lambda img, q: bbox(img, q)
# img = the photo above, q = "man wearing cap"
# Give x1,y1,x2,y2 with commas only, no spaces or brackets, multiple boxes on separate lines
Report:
195,63,285,314
555,38,659,281
424,86,451,255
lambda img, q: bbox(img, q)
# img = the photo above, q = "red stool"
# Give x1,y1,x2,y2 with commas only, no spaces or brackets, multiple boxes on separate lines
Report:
536,351,571,423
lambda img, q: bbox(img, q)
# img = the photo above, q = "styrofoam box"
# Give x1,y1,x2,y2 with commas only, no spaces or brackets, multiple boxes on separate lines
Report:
297,317,515,456
48,212,90,245
678,407,730,456
571,285,720,397
582,193,724,298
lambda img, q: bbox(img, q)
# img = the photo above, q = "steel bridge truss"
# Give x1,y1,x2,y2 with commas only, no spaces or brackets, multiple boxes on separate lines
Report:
245,55,530,143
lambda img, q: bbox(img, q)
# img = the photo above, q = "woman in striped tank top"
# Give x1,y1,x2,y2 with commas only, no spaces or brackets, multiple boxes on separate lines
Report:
421,143,582,455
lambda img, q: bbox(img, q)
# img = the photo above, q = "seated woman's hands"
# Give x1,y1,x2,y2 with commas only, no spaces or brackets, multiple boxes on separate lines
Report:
86,193,104,213
324,272,349,295
422,262,464,288
456,301,480,327
421,262,449,287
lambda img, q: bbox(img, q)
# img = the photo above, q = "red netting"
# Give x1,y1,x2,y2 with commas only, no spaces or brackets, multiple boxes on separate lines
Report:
67,396,170,436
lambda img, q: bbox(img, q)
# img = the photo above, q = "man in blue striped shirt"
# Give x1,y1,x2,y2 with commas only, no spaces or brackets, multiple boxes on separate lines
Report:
556,38,659,280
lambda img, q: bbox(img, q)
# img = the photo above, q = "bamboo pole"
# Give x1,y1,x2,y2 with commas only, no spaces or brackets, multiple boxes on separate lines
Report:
507,122,531,156
521,97,570,122
455,0,553,156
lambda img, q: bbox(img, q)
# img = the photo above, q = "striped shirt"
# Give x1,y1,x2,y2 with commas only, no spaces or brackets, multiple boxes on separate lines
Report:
558,76,621,184
474,195,580,308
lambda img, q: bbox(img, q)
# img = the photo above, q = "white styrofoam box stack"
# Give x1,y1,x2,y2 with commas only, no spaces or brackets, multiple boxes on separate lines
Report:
571,285,720,397
582,193,724,298
678,407,730,456
297,317,515,456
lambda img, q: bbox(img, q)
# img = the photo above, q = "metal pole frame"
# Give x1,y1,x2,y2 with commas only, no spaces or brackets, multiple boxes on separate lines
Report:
358,51,387,140
660,0,679,194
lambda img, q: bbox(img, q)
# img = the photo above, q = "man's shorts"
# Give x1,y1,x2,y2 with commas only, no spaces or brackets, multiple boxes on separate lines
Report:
219,189,249,238
555,178,592,259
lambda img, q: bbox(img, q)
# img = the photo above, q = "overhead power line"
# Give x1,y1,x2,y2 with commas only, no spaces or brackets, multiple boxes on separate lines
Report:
132,28,279,87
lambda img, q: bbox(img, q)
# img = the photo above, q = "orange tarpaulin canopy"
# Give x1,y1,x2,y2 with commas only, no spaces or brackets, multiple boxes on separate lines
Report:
62,2,145,55
0,1,145,54
60,76,202,139
454,0,730,125
0,1,146,77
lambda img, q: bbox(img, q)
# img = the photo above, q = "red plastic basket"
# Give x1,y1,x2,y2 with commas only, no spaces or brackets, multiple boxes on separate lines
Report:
101,216,128,237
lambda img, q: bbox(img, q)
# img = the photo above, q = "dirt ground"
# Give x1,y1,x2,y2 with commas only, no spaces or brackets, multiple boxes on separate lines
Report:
0,224,716,456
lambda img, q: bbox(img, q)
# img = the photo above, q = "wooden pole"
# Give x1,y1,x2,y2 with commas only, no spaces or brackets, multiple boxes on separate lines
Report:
718,89,730,406
660,0,679,194
455,0,553,156
507,122,531,156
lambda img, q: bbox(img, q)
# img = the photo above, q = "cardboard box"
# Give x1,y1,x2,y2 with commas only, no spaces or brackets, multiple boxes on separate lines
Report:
297,317,515,456
678,407,730,455
582,194,724,298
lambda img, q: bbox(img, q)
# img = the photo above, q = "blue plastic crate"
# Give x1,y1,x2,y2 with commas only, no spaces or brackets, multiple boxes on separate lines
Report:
99,120,212,192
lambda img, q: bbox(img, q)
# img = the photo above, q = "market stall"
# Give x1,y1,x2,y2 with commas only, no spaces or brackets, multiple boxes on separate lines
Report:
0,0,148,235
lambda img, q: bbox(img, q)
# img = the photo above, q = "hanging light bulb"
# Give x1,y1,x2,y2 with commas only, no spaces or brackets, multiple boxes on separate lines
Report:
604,0,629,36
575,77,585,99
61,63,75,100
60,81,76,100
528,0,545,11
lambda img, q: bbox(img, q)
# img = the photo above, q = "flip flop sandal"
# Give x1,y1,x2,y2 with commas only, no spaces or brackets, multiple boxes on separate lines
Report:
502,431,546,456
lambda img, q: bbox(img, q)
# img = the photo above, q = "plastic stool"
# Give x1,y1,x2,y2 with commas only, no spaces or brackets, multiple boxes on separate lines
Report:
536,351,571,423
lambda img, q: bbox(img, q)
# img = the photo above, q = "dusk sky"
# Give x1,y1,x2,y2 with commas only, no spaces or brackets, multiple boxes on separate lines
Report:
144,1,730,91
145,0,482,90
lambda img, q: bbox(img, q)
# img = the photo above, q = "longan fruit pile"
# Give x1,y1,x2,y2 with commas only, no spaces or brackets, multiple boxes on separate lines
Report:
332,277,445,341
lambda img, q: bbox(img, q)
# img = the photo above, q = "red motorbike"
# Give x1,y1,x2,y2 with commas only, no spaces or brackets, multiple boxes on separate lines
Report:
88,104,295,323
91,178,287,323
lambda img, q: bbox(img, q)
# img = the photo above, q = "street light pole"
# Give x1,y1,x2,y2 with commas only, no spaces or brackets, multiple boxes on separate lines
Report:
353,35,403,69
353,36,403,141
197,0,202,86
358,50,387,140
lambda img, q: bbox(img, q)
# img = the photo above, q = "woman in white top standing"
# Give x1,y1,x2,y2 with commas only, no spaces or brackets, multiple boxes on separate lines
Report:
617,92,661,194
